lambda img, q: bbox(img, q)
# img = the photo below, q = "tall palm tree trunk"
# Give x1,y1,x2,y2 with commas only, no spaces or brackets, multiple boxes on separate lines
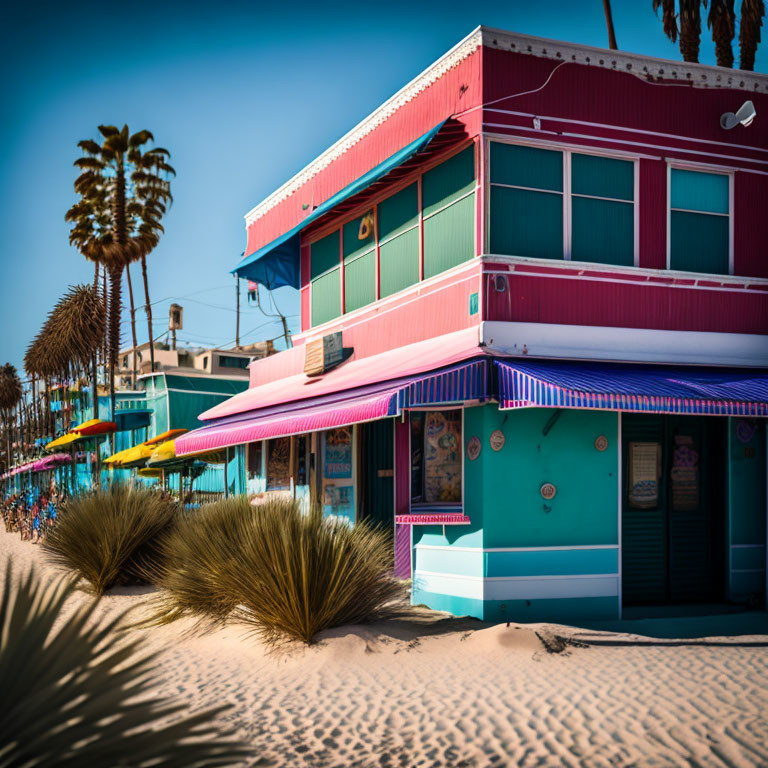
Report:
93,261,99,290
140,255,155,373
126,263,139,388
108,162,128,424
679,0,703,62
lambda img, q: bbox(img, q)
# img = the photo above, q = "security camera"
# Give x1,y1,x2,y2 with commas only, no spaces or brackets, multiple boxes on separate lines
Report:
720,100,756,130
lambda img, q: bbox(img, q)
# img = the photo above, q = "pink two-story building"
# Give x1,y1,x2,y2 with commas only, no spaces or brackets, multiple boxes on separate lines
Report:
178,27,768,622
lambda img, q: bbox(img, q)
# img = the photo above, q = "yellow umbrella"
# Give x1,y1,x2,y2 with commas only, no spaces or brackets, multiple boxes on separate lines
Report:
148,440,224,469
45,432,80,450
104,429,189,469
137,467,162,478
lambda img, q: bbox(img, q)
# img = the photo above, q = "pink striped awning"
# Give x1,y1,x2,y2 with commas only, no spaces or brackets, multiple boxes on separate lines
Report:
176,390,399,455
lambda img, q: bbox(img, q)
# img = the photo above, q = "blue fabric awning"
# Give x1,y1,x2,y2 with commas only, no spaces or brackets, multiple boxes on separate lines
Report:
496,360,768,416
233,120,448,290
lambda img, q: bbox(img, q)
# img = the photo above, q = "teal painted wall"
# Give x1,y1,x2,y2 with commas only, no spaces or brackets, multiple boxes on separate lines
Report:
468,404,618,548
727,418,766,603
411,404,621,623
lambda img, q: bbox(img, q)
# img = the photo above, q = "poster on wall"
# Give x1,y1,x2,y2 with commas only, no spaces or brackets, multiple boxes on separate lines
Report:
671,434,699,511
323,428,355,523
628,441,661,509
266,437,290,491
424,411,461,504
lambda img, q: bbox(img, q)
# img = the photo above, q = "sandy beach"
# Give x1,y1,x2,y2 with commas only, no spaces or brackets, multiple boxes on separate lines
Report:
3,528,768,768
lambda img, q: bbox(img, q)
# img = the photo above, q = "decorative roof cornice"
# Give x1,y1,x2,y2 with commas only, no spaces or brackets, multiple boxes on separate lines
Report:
245,26,768,228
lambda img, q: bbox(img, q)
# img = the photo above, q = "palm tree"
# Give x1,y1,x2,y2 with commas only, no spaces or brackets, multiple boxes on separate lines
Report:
708,0,736,67
653,1,764,68
67,125,174,421
740,0,766,69
0,363,23,470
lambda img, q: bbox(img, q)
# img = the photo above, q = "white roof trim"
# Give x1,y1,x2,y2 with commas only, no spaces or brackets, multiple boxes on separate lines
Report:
244,26,768,228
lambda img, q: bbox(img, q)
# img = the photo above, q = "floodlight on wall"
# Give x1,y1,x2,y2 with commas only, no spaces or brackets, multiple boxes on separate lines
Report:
720,100,756,130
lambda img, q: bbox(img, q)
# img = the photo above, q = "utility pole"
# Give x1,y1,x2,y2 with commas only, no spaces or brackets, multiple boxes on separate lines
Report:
603,0,618,50
235,277,241,349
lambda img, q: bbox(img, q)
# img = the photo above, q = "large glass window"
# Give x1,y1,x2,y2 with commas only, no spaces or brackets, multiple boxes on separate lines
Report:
307,145,476,328
410,410,462,506
489,142,635,266
669,168,730,275
321,427,355,522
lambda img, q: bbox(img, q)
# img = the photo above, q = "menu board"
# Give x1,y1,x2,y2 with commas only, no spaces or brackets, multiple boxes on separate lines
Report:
266,437,290,491
671,434,699,511
424,411,461,504
628,442,661,509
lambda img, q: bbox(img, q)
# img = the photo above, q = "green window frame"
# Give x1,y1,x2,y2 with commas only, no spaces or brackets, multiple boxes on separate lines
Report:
307,145,477,329
489,141,636,267
668,167,731,276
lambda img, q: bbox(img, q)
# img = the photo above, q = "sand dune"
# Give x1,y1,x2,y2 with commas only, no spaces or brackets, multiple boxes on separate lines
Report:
3,528,768,767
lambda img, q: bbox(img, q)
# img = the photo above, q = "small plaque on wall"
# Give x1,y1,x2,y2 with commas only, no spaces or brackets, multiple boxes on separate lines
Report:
467,436,481,461
540,483,556,500
490,430,505,452
595,435,608,452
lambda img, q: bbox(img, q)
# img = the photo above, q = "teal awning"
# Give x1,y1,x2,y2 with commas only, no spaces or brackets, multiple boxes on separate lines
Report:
233,120,448,290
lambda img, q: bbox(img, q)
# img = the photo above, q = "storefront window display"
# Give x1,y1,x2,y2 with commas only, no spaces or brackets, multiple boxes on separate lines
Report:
410,410,462,506
321,427,355,523
266,437,291,491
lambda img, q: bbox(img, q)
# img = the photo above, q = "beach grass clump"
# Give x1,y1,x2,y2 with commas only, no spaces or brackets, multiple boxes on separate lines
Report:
0,561,249,767
155,497,407,644
43,485,177,594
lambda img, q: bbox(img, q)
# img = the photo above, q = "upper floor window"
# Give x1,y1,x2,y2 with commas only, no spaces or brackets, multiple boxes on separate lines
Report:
308,145,476,328
669,167,731,275
489,141,636,267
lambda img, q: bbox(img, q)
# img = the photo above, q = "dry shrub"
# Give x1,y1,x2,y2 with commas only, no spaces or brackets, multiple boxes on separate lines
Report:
43,485,177,594
153,497,407,644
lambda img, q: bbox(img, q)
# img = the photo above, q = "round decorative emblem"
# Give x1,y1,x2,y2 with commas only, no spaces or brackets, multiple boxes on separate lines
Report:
594,435,608,452
540,483,556,500
467,436,481,461
490,429,505,452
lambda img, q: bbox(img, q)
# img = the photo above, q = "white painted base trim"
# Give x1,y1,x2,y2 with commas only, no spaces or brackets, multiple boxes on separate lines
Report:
414,570,619,601
415,543,618,553
480,321,768,368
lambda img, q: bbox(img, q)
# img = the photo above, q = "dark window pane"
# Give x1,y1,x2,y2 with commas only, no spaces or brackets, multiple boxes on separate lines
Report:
310,230,340,279
670,211,729,274
490,186,563,259
572,153,634,201
671,169,729,214
378,183,418,241
571,197,634,266
490,143,562,192
422,147,475,216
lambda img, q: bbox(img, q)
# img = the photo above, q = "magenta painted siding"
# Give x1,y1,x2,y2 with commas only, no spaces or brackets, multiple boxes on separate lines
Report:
735,172,768,279
638,158,667,271
394,416,411,578
483,266,768,334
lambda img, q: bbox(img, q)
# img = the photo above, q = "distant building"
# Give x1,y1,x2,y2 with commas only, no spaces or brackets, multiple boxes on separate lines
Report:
118,340,275,384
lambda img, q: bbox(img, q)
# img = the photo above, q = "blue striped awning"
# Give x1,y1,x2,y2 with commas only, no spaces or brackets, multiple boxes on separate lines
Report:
495,360,768,417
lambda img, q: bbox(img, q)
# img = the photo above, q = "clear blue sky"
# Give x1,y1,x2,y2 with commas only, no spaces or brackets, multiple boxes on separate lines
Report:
1,0,765,376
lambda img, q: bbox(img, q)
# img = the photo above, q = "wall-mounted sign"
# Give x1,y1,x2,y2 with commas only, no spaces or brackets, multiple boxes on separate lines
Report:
736,420,757,445
467,436,481,461
395,513,471,525
628,441,661,509
594,435,608,452
540,483,556,500
490,430,505,452
304,331,347,376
